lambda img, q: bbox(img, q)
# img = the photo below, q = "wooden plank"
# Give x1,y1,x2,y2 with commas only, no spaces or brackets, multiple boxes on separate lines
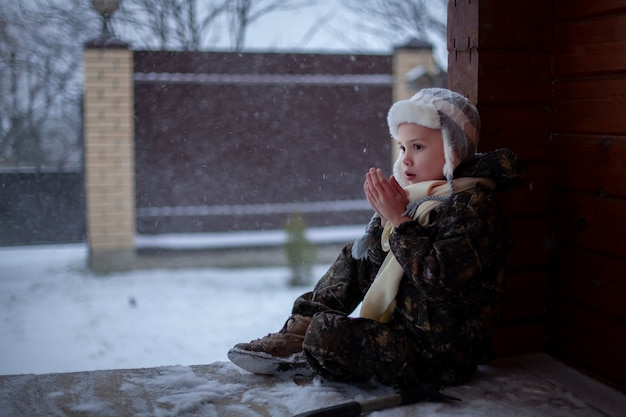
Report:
548,300,626,387
478,53,551,104
552,247,626,322
447,0,478,51
553,14,626,51
552,79,626,134
447,50,478,104
500,270,548,322
477,0,552,51
551,134,626,198
478,105,551,158
553,14,626,77
553,77,626,100
505,216,550,269
551,191,626,259
492,322,546,357
554,43,626,77
555,0,626,23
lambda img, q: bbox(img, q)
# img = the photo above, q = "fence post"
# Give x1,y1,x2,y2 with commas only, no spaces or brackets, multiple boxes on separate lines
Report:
83,35,135,272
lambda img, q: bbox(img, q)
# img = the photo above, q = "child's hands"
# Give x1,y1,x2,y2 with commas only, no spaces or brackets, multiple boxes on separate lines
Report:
364,168,411,227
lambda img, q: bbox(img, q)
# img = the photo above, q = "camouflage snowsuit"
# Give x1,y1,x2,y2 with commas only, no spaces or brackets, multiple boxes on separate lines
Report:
291,149,523,388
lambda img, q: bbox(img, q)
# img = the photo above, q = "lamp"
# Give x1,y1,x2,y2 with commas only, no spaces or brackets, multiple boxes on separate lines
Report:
91,0,120,37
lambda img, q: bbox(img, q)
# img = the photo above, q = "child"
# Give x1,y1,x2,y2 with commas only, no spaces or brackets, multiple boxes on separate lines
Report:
228,88,523,388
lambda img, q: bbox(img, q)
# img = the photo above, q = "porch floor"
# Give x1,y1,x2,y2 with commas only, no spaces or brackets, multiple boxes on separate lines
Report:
0,353,624,416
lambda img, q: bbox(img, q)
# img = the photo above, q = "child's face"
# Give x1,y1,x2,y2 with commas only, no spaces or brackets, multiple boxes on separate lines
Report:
397,123,446,184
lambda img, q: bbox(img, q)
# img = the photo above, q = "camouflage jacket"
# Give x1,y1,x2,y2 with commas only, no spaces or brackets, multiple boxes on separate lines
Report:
294,148,523,375
372,148,523,361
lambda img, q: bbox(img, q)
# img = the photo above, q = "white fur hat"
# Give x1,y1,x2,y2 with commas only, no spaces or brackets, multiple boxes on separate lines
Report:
387,88,480,185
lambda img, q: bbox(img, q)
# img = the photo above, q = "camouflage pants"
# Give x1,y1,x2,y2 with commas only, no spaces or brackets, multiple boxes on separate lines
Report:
291,244,475,388
303,311,425,387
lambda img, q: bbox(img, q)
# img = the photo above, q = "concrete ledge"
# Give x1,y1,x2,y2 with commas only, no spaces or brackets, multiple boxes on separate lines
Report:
0,354,623,416
88,226,364,271
88,248,137,273
85,244,345,272
134,243,346,270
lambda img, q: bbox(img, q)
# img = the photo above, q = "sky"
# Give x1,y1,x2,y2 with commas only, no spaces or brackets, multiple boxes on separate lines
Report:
201,1,448,67
240,1,391,52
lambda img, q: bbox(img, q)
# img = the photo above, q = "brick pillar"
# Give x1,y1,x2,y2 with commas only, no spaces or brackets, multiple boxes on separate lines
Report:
390,40,440,163
83,41,135,272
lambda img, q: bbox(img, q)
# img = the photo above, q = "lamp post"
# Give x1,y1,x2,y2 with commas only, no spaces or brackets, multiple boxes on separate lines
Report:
91,0,120,38
88,0,126,48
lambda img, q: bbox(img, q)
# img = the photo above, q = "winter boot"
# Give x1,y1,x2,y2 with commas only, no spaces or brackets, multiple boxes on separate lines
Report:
228,315,313,375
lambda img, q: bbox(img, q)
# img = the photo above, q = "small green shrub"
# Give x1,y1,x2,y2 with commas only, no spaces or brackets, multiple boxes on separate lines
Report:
284,212,316,287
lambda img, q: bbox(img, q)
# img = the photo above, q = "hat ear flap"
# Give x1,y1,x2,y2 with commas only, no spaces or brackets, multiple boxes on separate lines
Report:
393,154,408,187
441,128,458,181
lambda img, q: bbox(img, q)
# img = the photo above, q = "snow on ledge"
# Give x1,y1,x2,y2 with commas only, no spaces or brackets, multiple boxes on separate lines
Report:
0,354,624,417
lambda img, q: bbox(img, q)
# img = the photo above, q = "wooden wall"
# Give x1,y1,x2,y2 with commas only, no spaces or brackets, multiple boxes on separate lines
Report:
448,0,553,356
550,0,626,387
449,0,626,388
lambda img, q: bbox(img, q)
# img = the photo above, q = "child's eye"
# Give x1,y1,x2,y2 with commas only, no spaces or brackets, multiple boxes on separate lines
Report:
413,144,423,151
399,145,406,153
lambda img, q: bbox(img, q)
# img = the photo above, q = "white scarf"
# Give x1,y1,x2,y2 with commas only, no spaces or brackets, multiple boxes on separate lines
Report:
359,177,495,323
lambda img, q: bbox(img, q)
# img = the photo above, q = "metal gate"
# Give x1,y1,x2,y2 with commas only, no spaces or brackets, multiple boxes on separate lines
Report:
133,51,393,234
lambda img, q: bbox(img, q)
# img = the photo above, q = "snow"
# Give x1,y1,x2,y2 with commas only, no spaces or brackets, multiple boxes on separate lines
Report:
0,242,324,376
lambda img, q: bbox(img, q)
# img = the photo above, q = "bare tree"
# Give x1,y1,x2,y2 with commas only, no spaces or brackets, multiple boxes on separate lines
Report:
0,0,332,168
116,0,230,50
113,0,322,51
226,0,318,51
0,0,96,168
339,0,447,54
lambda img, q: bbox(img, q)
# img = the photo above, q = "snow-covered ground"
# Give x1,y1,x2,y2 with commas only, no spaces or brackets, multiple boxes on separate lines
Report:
0,242,330,376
